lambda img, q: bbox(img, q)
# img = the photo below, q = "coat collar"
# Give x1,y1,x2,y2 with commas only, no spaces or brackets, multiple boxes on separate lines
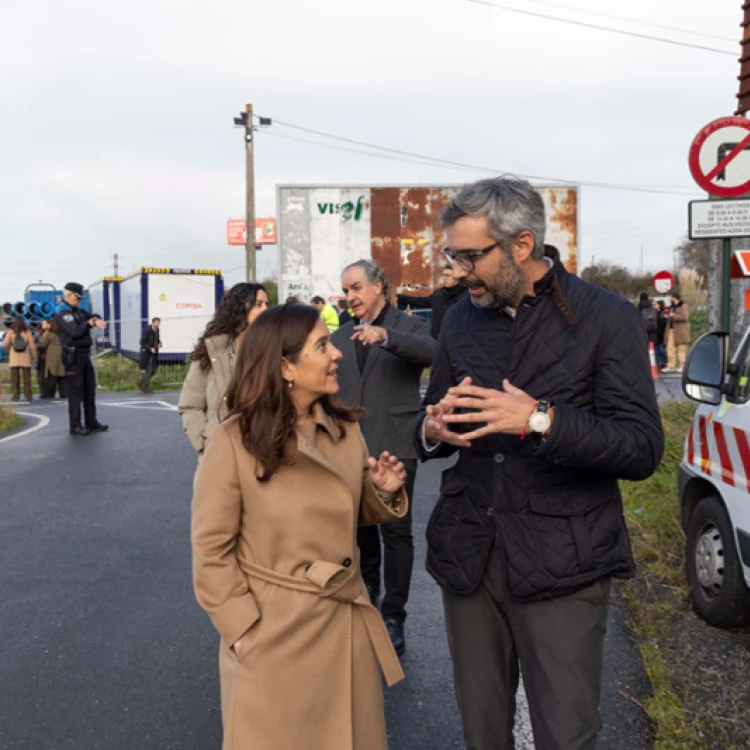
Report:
294,403,348,486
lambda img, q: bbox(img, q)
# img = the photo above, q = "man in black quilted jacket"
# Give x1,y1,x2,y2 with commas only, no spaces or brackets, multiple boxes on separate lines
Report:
415,177,664,750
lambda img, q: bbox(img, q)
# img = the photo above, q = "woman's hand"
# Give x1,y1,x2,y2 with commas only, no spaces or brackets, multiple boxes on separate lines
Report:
368,451,407,494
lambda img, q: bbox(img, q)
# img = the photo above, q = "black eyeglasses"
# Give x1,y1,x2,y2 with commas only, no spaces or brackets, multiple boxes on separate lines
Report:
441,242,500,272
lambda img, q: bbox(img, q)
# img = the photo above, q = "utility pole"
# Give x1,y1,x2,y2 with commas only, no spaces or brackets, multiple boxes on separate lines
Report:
235,104,256,283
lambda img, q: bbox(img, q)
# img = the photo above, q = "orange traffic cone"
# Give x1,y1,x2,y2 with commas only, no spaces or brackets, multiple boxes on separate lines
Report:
649,342,659,381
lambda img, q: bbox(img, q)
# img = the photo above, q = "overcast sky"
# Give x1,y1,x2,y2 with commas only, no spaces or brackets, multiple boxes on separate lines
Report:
0,0,740,301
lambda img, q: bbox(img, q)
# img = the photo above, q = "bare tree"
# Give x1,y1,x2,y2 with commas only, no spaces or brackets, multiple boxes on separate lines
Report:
676,236,709,282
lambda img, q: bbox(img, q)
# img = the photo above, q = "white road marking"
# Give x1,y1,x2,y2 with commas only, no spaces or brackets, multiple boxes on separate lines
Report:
0,411,51,444
99,399,179,412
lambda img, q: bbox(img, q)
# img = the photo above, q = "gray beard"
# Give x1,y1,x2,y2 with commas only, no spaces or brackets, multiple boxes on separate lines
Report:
468,273,524,312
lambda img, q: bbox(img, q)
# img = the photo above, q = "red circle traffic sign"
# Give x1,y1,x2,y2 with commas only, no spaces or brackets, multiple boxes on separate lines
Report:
653,270,674,294
689,116,750,198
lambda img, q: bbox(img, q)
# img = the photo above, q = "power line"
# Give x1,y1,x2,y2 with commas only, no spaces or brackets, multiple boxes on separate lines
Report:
522,0,736,43
464,0,736,56
262,130,489,173
263,117,700,196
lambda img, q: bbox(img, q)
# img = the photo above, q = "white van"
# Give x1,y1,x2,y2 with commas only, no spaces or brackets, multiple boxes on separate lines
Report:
680,330,750,627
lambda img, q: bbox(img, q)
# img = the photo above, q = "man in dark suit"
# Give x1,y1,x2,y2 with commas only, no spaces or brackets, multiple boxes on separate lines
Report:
397,265,468,338
137,317,161,393
332,259,436,656
337,298,352,327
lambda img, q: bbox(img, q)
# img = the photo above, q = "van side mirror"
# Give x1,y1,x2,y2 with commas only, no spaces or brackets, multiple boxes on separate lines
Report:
682,332,728,406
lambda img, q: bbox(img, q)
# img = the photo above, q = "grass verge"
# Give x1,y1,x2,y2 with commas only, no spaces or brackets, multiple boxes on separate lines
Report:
0,405,24,432
94,353,188,392
620,401,703,748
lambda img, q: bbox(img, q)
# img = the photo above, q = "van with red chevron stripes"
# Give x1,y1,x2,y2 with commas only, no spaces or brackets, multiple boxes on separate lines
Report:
680,330,750,628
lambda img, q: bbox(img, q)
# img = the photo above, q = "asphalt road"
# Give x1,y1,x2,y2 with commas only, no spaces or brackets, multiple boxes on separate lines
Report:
0,393,653,749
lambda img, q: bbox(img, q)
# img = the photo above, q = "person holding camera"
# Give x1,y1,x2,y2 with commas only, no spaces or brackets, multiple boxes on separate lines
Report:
55,282,108,436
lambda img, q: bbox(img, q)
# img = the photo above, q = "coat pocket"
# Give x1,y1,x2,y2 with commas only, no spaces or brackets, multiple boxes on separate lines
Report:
426,467,469,544
527,483,621,577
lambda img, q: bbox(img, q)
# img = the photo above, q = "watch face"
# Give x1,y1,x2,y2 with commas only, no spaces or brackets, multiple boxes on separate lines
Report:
530,412,551,433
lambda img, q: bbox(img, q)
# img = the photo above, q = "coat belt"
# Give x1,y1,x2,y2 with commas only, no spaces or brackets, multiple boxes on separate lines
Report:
240,558,405,687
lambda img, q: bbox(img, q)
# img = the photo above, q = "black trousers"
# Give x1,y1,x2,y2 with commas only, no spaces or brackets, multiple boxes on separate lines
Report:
65,350,98,429
357,459,417,622
442,545,610,750
142,355,159,388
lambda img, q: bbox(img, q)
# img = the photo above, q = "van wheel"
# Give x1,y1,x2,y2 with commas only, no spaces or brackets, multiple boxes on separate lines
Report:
686,496,750,628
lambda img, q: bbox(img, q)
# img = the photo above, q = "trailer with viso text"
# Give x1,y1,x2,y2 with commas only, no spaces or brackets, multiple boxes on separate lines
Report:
277,184,579,304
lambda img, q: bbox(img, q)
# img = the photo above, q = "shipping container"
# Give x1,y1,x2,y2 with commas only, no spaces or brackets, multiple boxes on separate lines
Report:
24,286,91,313
118,268,224,362
89,277,123,350
277,184,579,304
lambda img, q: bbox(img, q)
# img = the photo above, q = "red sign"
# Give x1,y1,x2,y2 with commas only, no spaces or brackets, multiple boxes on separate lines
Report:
227,218,278,246
653,270,674,294
689,116,750,198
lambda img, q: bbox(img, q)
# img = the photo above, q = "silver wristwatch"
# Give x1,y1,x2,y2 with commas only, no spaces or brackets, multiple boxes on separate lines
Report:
528,399,551,435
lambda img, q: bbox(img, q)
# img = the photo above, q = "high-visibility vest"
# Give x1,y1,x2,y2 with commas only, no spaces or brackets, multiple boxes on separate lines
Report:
320,303,340,334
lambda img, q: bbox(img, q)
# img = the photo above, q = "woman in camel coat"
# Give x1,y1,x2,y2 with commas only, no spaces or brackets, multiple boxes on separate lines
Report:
179,283,267,453
5,318,36,401
192,304,409,750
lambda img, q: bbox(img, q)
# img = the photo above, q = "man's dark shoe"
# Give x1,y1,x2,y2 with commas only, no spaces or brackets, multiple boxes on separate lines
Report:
384,618,405,657
69,426,90,436
88,423,109,433
365,582,380,608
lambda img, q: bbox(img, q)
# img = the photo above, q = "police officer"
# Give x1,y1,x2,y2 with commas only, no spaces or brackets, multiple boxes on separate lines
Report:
55,282,109,436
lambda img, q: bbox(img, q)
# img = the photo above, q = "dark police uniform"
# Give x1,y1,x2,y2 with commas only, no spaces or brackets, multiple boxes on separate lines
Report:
55,296,107,435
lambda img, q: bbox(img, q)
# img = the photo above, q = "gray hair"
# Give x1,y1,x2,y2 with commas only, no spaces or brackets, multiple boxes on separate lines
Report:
441,177,547,260
342,259,388,294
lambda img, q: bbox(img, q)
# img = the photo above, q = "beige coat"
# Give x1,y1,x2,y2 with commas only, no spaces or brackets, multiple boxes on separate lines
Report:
178,335,233,453
38,332,66,378
192,406,408,750
670,302,691,346
5,330,36,369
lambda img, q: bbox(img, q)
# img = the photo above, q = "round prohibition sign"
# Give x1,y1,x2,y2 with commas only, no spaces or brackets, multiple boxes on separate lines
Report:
689,116,750,198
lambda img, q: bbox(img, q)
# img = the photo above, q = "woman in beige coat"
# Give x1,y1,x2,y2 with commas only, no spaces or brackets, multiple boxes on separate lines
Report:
38,320,68,399
192,304,409,750
178,283,268,453
5,317,36,401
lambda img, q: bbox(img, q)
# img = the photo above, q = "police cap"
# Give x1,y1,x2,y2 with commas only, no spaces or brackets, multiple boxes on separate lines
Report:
64,282,85,298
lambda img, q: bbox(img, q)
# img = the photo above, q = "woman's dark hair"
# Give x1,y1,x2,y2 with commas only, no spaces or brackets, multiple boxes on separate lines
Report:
11,317,28,335
191,283,265,372
47,319,58,334
655,300,665,312
225,304,362,482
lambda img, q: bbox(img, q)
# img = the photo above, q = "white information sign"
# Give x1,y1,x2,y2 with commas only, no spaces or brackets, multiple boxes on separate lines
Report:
689,199,750,240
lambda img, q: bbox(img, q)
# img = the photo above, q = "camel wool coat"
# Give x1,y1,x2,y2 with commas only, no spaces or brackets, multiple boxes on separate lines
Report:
192,405,408,750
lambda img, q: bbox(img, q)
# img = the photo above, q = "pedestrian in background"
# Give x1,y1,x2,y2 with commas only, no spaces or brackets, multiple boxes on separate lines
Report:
397,265,468,339
55,282,108,436
35,319,50,398
179,283,268,455
638,291,658,348
191,304,408,750
666,292,691,373
137,317,162,393
654,300,668,369
5,317,36,402
312,295,340,334
38,320,68,399
337,297,352,326
417,177,663,750
332,259,436,656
